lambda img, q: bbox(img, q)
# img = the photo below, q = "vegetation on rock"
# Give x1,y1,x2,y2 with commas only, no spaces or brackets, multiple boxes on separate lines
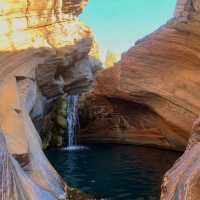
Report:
67,187,100,200
42,96,68,148
104,50,119,68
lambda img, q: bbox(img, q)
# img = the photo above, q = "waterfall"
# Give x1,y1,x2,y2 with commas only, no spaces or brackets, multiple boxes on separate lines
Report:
66,95,79,147
66,95,87,151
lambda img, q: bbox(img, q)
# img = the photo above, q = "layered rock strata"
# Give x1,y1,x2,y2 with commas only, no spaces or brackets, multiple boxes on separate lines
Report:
0,0,101,199
77,0,200,199
161,118,200,200
78,0,200,151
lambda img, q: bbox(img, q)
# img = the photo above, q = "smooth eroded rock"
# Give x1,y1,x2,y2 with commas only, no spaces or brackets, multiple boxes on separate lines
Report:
78,0,200,151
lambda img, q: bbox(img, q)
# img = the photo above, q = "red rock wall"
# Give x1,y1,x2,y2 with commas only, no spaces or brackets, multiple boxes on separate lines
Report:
78,0,200,151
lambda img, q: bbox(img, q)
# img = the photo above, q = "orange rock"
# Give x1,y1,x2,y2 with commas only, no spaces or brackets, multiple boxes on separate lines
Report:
0,1,100,199
0,0,100,154
79,0,200,151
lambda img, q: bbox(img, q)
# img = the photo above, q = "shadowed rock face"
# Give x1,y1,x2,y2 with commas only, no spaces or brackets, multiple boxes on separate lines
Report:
0,0,101,199
0,131,58,200
36,38,101,99
78,0,200,151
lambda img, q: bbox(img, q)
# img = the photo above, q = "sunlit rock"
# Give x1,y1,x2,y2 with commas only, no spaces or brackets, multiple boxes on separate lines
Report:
0,0,101,199
0,0,93,51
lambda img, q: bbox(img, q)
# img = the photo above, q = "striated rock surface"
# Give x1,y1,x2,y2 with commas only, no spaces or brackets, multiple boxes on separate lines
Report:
36,37,101,99
0,0,93,50
0,0,101,199
78,0,200,151
62,0,88,16
78,1,200,199
0,130,58,200
161,117,200,200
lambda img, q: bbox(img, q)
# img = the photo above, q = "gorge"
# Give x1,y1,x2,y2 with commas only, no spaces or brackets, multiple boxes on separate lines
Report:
1,0,200,200
78,0,200,199
0,0,100,199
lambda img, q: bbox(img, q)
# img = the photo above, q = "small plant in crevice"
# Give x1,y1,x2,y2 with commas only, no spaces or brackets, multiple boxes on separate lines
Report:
42,96,68,149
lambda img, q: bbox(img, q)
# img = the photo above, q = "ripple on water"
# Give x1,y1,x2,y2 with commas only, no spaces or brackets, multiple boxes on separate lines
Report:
46,144,181,200
62,145,89,151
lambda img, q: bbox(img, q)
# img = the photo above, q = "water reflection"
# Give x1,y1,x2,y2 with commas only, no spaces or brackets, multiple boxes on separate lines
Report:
47,144,181,200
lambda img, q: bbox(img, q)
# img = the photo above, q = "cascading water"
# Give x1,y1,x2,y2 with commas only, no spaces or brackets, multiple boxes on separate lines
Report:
66,95,87,151
66,95,79,147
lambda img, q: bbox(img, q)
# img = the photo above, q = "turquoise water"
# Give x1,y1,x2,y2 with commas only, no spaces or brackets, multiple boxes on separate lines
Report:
46,144,181,200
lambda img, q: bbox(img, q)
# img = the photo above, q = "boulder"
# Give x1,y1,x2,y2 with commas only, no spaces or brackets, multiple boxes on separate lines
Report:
161,117,200,200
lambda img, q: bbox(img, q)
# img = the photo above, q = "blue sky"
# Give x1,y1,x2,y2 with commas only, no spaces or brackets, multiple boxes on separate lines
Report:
80,0,177,61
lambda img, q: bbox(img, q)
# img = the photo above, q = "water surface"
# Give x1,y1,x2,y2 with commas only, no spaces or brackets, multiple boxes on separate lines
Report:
47,144,181,200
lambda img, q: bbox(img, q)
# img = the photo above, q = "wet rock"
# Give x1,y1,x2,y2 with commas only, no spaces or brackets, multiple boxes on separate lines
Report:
42,96,67,148
67,186,101,200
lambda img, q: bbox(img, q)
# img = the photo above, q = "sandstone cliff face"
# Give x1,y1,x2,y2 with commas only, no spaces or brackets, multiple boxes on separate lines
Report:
0,0,101,199
0,0,100,153
77,1,200,199
78,0,200,151
0,0,91,50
